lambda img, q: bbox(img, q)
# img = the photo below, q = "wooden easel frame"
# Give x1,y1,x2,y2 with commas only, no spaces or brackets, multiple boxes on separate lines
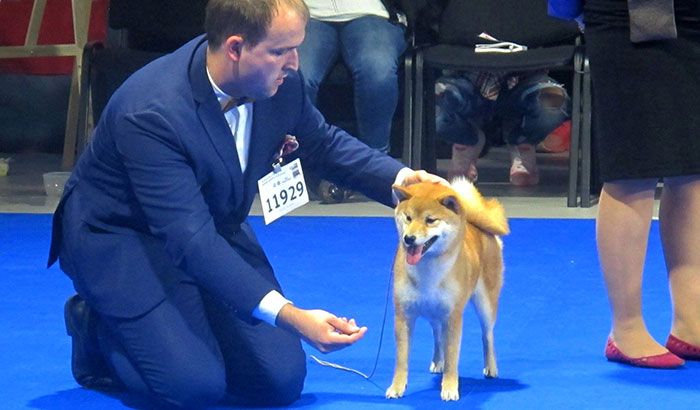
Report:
0,0,93,169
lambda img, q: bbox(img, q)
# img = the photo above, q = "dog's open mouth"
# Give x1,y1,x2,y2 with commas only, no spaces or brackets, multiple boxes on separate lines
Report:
405,236,438,265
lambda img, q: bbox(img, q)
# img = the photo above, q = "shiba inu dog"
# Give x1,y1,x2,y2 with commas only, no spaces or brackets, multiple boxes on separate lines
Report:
386,177,509,401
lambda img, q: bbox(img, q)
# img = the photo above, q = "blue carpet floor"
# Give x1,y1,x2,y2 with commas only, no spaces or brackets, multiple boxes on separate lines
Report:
1,214,698,409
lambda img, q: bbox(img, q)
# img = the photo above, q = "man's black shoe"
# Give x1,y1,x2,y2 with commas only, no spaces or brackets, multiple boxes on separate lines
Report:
64,294,122,391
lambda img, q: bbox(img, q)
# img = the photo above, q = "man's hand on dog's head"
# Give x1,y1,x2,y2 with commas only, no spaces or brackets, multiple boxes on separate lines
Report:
276,304,367,353
395,168,448,187
393,168,449,205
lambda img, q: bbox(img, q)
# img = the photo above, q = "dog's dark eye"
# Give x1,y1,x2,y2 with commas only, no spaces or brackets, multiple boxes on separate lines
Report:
425,217,437,224
405,215,412,222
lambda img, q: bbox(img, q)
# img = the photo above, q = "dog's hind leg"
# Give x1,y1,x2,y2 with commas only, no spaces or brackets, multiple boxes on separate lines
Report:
429,319,445,373
472,278,499,378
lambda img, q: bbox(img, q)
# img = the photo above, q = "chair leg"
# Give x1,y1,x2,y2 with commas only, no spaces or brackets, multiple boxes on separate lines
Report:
61,0,93,169
424,66,437,174
75,44,94,159
402,52,414,167
567,51,584,207
411,51,425,169
580,57,593,207
61,54,82,170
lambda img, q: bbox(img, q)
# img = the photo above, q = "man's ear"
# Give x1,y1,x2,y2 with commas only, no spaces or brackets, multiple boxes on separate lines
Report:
224,35,245,61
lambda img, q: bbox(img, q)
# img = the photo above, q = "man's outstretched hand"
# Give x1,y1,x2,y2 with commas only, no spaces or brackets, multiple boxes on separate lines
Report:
276,304,367,353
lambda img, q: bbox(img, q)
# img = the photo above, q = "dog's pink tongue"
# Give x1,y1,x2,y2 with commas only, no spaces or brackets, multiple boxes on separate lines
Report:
406,245,423,265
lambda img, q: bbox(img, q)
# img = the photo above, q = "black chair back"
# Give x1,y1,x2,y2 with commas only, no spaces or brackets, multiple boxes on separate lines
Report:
88,45,163,122
75,43,164,155
438,0,579,47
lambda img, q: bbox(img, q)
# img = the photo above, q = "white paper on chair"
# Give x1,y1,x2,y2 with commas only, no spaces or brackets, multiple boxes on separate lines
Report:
475,32,527,53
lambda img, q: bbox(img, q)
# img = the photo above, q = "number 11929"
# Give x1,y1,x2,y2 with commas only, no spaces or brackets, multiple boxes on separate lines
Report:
265,181,305,212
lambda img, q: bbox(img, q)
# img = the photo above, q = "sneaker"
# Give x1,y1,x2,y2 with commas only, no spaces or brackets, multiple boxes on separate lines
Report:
447,131,485,182
509,144,539,186
537,120,571,153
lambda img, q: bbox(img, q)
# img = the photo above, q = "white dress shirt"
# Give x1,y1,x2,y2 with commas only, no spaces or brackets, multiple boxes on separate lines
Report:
207,69,292,326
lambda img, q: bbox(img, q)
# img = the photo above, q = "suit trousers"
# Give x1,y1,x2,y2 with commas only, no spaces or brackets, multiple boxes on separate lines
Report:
57,189,306,408
59,198,306,407
97,280,307,408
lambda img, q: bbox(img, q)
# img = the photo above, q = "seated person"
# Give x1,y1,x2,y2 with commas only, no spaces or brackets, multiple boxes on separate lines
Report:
298,0,408,154
436,70,570,186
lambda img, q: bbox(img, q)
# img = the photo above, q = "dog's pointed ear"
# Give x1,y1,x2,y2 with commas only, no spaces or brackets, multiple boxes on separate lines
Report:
392,184,412,203
440,195,460,214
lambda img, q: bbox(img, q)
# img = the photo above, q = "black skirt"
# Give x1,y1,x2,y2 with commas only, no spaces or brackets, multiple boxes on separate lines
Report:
584,0,700,181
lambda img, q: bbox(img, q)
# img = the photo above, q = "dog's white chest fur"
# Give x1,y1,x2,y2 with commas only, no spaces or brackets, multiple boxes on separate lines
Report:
396,257,460,318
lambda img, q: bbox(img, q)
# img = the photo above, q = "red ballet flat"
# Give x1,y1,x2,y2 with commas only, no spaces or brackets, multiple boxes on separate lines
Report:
605,337,685,369
666,334,700,360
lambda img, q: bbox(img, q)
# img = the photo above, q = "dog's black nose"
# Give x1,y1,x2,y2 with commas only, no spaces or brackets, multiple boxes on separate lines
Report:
404,235,416,246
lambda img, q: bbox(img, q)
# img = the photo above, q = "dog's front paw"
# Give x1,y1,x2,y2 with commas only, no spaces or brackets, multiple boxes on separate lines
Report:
440,376,459,401
385,383,406,399
440,385,459,401
429,360,444,373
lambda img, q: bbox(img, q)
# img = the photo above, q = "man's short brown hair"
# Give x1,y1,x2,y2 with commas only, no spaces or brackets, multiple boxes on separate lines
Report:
205,0,309,49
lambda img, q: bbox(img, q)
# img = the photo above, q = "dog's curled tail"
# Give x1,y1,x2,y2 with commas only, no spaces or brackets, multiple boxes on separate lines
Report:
450,177,510,236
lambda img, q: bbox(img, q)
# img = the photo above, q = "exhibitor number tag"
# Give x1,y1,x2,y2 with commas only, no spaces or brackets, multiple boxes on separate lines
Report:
257,158,309,224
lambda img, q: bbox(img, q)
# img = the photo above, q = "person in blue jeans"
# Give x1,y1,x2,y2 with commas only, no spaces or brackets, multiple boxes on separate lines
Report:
436,70,570,186
298,1,408,154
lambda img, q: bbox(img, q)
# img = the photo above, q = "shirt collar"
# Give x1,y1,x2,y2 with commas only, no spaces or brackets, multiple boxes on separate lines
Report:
206,68,253,111
206,67,231,107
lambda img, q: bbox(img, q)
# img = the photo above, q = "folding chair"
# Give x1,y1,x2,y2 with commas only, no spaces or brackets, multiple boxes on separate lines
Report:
0,0,95,168
407,0,593,207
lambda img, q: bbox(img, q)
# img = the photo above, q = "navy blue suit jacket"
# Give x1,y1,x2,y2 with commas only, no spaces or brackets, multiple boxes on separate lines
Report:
49,35,405,319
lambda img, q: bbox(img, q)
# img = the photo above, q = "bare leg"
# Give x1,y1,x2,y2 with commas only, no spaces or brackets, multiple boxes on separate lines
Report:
660,175,700,346
597,179,669,356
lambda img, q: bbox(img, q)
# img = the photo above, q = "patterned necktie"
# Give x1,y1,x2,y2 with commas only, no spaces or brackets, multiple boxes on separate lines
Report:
221,97,252,112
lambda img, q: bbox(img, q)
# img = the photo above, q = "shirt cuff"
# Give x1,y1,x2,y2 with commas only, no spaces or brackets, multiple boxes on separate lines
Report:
252,290,292,326
394,167,413,187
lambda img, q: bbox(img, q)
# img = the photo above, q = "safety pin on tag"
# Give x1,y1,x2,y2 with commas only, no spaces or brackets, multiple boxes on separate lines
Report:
272,158,283,173
272,135,299,173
